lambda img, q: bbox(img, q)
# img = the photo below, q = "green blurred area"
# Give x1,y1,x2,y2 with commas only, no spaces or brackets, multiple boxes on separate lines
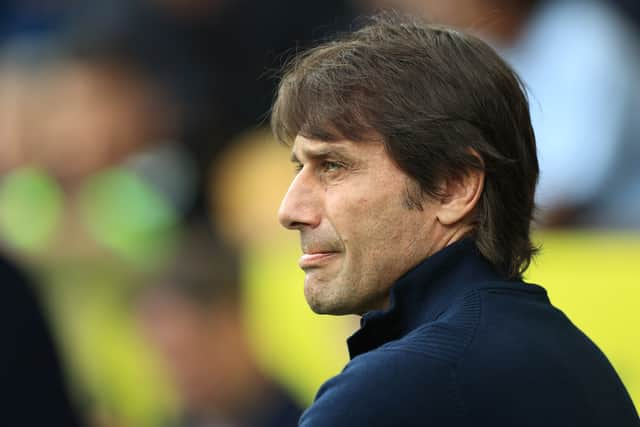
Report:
0,167,182,426
0,168,63,253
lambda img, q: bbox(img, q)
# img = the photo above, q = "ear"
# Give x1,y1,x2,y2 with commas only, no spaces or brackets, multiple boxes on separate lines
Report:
436,164,485,226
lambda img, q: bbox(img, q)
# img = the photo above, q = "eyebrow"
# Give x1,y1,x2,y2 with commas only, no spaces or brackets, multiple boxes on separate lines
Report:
290,143,351,163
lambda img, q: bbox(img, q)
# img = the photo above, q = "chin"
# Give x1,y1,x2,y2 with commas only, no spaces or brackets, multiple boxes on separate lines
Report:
308,303,353,316
304,274,356,315
305,295,355,316
304,288,332,314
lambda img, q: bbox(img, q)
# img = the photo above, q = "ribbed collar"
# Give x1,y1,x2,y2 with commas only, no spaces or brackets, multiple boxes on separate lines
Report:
347,238,509,359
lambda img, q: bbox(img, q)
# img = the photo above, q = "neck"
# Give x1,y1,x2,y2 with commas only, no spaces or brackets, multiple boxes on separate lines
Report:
371,224,476,313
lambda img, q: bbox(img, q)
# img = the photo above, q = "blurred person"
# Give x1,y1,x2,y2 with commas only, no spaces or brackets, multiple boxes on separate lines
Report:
272,13,639,426
357,0,640,228
0,34,200,427
136,224,302,427
0,44,196,259
32,49,176,185
0,250,83,426
0,45,193,424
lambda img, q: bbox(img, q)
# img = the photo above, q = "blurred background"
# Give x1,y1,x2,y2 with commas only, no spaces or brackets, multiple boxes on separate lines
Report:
0,0,638,425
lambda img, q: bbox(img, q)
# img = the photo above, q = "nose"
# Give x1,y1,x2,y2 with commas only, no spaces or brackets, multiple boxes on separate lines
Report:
278,170,321,230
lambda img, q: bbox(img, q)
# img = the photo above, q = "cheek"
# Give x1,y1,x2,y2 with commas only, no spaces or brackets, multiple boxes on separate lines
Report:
335,193,405,249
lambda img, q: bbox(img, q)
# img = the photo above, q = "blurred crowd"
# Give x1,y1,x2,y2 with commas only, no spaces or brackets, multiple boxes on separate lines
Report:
0,0,639,426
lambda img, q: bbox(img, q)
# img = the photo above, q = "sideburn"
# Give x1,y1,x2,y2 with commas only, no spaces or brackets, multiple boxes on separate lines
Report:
402,179,425,211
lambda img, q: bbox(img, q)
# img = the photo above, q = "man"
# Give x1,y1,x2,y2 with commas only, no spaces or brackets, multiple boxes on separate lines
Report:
271,13,639,426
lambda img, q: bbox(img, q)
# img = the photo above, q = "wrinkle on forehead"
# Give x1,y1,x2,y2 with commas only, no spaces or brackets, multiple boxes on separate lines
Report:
291,135,384,159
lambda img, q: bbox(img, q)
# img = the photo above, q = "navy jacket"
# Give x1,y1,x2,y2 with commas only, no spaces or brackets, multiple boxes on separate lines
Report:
299,239,639,426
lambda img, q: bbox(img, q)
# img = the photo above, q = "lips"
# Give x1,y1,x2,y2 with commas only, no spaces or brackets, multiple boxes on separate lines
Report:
299,251,339,269
299,232,342,269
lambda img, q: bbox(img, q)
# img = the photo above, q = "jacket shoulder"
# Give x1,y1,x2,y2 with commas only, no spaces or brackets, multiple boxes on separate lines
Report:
299,346,468,427
457,284,640,426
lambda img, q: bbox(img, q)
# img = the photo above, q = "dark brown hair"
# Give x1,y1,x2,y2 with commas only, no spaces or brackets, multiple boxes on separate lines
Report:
271,12,539,279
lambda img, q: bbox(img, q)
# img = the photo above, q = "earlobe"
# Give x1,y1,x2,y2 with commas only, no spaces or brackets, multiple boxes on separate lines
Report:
436,168,485,226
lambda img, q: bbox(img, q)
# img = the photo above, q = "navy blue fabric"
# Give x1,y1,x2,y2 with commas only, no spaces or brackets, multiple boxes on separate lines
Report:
300,239,639,426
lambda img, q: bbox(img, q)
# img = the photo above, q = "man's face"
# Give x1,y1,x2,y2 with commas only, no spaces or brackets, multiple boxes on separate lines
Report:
278,135,447,315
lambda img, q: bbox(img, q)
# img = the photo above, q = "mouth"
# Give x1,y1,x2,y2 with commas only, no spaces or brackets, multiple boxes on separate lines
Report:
298,251,339,269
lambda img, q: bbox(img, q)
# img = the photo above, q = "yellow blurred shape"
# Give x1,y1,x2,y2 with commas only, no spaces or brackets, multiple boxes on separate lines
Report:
212,129,296,246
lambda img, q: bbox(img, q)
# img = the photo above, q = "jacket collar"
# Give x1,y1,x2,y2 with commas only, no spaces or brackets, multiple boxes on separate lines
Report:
347,238,505,359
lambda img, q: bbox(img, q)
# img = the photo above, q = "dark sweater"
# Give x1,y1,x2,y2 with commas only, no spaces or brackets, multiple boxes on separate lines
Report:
299,239,639,426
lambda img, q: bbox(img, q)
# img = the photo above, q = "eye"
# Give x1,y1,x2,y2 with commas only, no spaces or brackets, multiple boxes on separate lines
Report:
322,160,344,173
